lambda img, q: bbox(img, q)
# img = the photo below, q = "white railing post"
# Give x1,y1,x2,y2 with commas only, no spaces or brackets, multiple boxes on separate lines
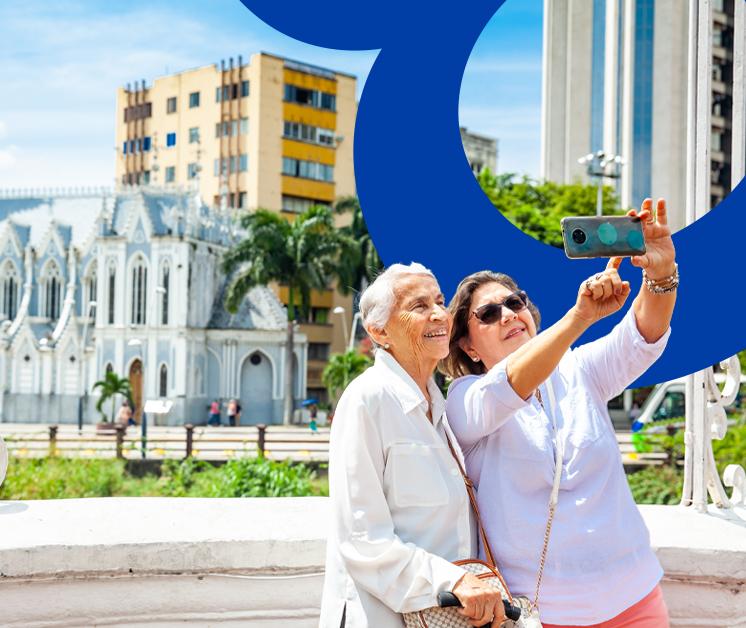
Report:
682,0,745,513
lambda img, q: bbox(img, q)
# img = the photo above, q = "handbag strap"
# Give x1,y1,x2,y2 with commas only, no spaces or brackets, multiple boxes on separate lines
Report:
530,376,563,612
443,431,497,570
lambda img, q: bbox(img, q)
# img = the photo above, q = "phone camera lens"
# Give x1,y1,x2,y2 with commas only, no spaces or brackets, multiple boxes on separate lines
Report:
571,228,587,245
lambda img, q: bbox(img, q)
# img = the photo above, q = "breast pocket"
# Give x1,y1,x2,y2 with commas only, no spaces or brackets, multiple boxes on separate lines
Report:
566,390,606,450
386,442,449,508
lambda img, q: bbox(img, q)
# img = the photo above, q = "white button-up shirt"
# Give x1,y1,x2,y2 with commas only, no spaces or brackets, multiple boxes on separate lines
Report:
446,309,670,626
320,350,475,627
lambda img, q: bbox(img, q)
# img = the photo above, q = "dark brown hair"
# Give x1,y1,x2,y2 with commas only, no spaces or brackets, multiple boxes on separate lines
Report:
439,271,541,379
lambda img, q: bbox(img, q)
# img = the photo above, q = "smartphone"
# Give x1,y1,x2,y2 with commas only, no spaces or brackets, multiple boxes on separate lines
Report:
560,216,646,259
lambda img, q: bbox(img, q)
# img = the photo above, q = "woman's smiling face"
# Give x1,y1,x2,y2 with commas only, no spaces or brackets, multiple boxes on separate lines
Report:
459,281,537,370
378,274,453,367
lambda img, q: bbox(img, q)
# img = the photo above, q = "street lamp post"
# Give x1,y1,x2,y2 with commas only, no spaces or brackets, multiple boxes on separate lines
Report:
78,301,97,433
348,312,362,353
333,306,349,348
577,151,625,216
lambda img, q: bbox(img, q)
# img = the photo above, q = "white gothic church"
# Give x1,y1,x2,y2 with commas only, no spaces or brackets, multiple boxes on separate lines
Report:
0,187,307,426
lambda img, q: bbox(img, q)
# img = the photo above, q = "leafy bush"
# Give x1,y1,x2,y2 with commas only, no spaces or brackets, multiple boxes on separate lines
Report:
712,418,746,475
0,457,126,500
627,465,683,505
207,456,316,497
0,455,322,499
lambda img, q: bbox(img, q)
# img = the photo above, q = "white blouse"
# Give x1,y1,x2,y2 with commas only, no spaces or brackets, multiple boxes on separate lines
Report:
446,309,670,626
320,349,476,628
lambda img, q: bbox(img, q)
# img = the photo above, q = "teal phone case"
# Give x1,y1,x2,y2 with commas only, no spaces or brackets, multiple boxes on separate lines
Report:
561,216,646,258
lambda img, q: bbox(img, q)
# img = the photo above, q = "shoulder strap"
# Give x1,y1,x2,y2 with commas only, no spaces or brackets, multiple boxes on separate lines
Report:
443,432,497,569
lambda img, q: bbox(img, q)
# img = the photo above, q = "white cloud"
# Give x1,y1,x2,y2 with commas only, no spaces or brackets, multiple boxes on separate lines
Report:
0,121,6,140
0,146,17,170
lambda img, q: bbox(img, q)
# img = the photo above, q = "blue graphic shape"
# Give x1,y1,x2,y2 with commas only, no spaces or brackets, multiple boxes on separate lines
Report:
239,0,746,387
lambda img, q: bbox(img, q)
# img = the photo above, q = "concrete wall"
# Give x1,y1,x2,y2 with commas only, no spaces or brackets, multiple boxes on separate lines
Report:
1,498,744,627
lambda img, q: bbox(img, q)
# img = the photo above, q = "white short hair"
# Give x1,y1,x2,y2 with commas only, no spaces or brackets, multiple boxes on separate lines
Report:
359,262,436,335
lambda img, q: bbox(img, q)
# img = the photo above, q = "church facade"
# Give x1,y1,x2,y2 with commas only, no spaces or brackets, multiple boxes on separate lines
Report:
0,187,307,426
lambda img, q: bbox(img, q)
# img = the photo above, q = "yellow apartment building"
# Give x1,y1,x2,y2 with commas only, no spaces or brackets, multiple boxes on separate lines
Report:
114,52,357,403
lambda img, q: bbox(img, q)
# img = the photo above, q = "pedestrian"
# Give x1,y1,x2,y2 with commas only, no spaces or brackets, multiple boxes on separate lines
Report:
227,398,240,427
117,400,133,428
208,399,221,426
308,403,318,435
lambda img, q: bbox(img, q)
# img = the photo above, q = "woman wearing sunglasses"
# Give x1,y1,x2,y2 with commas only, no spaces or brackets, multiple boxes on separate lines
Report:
441,199,676,628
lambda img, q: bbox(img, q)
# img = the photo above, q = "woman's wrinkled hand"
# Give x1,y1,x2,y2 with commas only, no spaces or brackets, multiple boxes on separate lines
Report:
572,257,632,324
452,572,507,627
628,197,676,279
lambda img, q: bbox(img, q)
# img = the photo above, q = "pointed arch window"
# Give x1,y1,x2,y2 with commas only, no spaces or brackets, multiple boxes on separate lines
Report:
84,262,97,317
1,261,19,321
161,264,170,325
41,261,62,320
107,263,116,324
130,257,148,326
159,363,168,398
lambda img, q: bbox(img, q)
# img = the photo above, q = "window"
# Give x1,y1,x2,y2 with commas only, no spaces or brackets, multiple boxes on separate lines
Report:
122,141,128,155
142,170,150,185
215,86,222,102
239,154,248,172
189,127,200,144
1,262,19,320
282,157,333,182
284,84,336,111
240,117,248,134
159,364,168,397
130,258,148,326
84,263,97,317
189,91,200,108
241,80,249,97
41,262,62,320
187,162,199,179
231,120,238,137
310,307,329,324
107,264,116,324
166,132,176,147
161,265,169,325
282,195,330,214
165,166,175,183
229,156,237,174
166,96,177,114
143,136,151,152
238,191,247,209
308,342,330,361
283,121,335,147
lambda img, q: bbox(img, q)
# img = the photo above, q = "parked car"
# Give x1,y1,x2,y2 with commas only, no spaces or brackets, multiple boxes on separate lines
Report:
634,374,746,430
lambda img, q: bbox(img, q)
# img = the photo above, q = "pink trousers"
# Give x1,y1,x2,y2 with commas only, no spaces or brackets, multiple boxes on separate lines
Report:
542,585,669,628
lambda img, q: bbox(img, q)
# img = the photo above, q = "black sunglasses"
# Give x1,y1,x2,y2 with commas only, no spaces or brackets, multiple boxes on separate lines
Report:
471,291,528,325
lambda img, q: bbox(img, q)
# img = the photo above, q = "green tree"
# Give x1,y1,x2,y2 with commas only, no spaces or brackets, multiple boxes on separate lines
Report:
477,169,624,247
322,350,373,404
222,206,348,424
333,196,383,295
92,371,132,424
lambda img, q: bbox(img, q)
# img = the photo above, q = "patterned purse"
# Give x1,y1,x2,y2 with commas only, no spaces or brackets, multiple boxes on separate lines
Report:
403,377,565,628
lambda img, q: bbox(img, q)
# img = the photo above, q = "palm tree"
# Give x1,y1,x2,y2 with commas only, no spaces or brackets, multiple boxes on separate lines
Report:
333,196,383,295
322,350,373,405
222,205,348,424
93,371,132,424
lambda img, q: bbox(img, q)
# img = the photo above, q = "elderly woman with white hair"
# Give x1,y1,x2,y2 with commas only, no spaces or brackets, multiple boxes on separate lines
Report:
319,263,506,628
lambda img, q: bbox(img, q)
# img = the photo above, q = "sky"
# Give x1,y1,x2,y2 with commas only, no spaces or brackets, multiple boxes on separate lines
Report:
0,0,544,189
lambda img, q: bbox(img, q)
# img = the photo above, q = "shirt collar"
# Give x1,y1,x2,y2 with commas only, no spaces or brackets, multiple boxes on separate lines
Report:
374,349,446,427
